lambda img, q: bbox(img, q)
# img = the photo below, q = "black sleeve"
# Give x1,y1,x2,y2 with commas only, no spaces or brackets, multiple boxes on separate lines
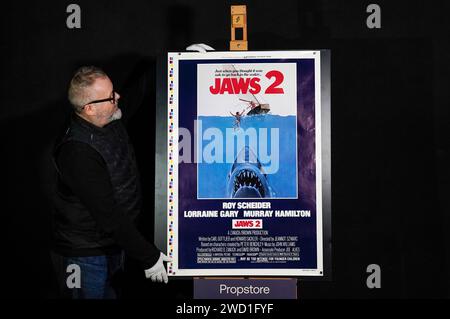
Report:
57,141,160,269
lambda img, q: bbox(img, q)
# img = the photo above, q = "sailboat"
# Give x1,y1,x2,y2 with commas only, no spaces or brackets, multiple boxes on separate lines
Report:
226,63,271,116
239,98,270,116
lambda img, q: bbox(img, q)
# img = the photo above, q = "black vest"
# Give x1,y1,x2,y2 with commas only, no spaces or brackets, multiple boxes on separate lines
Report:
52,114,142,252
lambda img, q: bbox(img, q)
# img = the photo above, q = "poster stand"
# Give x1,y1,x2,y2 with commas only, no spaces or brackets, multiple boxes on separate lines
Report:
154,5,332,296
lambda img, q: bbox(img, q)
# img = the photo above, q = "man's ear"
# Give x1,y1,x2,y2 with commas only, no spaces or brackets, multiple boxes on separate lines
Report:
83,104,95,115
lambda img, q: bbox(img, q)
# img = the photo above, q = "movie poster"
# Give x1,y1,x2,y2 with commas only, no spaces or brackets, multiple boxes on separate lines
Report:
167,51,324,276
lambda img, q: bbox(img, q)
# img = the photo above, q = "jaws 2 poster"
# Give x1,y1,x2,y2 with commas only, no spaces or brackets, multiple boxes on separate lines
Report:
167,51,324,276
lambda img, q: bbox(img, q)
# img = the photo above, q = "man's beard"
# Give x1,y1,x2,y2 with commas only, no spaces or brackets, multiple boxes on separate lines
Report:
109,107,122,122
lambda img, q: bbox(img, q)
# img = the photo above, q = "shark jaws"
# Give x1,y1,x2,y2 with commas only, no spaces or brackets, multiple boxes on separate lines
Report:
227,146,273,198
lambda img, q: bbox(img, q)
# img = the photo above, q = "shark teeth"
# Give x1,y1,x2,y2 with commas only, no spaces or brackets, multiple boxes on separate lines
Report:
233,169,265,197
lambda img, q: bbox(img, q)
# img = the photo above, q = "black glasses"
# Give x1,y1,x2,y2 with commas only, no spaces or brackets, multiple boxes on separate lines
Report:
82,90,116,109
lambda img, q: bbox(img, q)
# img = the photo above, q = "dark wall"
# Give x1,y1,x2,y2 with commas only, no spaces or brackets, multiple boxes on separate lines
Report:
1,0,449,299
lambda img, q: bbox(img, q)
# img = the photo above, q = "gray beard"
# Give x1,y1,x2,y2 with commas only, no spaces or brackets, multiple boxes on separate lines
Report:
109,108,122,122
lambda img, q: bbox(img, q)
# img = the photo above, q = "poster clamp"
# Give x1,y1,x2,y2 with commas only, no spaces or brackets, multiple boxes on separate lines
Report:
230,5,248,51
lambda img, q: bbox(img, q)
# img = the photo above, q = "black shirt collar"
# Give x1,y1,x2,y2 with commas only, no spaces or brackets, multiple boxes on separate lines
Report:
72,112,115,134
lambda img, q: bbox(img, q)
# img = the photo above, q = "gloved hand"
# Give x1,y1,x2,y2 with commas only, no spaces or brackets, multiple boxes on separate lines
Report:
186,43,215,53
144,252,172,284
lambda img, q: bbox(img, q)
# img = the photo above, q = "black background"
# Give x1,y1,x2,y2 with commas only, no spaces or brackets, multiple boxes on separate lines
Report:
1,0,449,299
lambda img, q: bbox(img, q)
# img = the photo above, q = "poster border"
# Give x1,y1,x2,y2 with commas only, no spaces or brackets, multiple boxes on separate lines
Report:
164,50,331,278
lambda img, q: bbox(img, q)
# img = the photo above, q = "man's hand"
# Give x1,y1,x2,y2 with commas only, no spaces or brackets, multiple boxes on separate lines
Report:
186,43,215,53
144,252,172,284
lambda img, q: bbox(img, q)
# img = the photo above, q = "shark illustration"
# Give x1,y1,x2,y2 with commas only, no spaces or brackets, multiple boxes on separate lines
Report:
227,146,273,198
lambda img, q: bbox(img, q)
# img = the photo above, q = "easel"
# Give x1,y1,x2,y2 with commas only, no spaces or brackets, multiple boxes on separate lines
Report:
194,6,298,299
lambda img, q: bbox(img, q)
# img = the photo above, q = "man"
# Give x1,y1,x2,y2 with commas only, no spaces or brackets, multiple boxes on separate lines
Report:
51,66,170,299
230,109,245,130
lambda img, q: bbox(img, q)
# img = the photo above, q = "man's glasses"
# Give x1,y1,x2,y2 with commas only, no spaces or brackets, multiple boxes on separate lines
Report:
82,90,116,109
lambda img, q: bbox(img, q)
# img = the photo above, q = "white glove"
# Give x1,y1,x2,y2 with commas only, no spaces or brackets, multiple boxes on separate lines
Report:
144,252,172,284
186,43,215,53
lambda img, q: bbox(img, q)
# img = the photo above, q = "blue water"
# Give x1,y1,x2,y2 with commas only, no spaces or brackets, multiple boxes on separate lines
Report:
197,114,297,199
